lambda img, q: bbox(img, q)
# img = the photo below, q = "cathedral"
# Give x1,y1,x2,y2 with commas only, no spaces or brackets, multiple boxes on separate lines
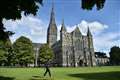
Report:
33,4,96,67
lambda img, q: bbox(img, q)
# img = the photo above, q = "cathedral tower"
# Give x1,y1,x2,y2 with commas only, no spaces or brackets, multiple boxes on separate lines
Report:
47,3,57,47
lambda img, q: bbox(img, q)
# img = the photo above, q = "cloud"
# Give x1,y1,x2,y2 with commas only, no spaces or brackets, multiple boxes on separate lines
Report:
3,15,47,43
59,20,108,36
93,32,120,54
3,19,20,30
58,20,109,38
77,20,108,35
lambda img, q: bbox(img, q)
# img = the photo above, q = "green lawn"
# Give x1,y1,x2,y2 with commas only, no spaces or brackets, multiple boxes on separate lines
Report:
0,66,120,80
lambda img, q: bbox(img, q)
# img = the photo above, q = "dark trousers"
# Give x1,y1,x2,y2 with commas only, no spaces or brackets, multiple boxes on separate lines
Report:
44,67,51,77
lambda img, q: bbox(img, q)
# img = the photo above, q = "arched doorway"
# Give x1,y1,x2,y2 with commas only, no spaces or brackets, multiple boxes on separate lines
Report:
78,59,83,66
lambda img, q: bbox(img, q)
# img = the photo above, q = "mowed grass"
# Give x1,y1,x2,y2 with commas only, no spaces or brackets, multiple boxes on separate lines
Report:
0,66,120,80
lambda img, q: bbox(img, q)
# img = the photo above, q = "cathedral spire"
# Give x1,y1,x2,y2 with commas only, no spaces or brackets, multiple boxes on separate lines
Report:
61,19,66,32
87,27,92,36
50,0,56,25
47,0,57,47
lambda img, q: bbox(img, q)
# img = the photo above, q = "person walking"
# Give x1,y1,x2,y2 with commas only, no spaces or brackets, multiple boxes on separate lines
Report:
44,61,51,77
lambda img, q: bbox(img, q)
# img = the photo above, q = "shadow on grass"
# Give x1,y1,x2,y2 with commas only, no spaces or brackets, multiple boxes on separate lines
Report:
0,76,15,80
30,75,53,80
32,76,42,78
68,71,120,80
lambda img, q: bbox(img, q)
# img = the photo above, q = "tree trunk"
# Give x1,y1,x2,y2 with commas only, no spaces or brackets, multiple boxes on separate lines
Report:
0,18,4,30
0,18,7,41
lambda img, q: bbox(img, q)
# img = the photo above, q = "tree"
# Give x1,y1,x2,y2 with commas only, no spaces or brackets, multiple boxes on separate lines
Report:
0,47,6,66
81,0,106,10
95,52,107,58
5,47,16,66
38,44,54,64
38,44,54,77
13,36,34,67
109,46,120,65
0,0,43,41
0,39,12,66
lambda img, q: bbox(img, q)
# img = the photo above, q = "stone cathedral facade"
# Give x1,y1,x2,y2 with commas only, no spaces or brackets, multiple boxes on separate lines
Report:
33,5,96,67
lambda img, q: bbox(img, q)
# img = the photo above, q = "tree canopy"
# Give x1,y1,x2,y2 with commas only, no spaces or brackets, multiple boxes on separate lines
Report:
38,44,54,64
0,0,43,41
95,52,107,58
13,36,34,67
109,46,120,65
0,39,12,66
0,0,43,20
82,0,106,10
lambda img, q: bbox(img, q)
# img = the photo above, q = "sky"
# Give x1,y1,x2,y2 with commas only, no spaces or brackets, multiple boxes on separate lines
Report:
3,0,120,56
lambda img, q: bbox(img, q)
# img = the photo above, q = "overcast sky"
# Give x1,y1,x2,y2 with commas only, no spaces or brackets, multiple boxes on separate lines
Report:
3,0,120,56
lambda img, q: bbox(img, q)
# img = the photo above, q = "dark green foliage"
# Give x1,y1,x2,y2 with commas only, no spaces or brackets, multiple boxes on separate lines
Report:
0,0,43,20
82,0,106,10
5,47,16,66
0,39,12,66
0,39,12,65
13,36,34,67
0,48,6,66
0,0,43,41
95,52,107,58
109,46,120,65
0,23,14,41
38,44,54,64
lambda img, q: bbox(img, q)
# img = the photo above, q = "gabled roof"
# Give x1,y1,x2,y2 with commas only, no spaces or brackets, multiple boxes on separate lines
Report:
72,26,82,36
32,43,44,48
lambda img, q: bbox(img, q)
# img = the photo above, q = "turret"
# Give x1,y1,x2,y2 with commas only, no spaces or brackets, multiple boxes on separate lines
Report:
87,27,92,37
87,27,93,48
60,19,66,41
60,19,66,32
87,27,96,66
